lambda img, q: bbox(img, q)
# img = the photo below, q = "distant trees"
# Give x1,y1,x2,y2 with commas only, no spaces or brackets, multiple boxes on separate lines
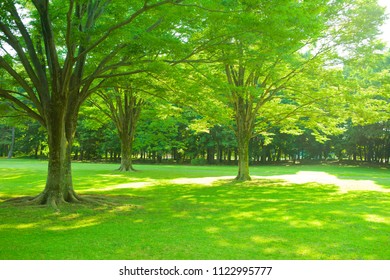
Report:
71,106,390,165
2,101,388,164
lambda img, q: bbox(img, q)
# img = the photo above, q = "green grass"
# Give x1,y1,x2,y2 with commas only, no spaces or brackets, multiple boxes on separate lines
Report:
0,159,389,260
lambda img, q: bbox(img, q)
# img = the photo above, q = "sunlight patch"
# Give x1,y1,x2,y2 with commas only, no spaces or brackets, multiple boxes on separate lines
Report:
231,211,258,219
253,171,390,193
251,235,285,244
364,214,389,224
0,223,39,230
15,223,37,229
171,176,234,185
288,219,324,229
47,217,99,231
109,204,139,213
167,172,388,194
205,226,220,234
83,181,153,192
173,211,190,218
296,245,318,257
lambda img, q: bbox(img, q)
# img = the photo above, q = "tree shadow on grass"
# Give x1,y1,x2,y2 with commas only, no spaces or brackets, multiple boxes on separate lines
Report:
0,176,389,260
134,179,390,259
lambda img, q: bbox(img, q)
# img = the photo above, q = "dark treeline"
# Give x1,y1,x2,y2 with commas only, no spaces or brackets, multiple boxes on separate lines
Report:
1,110,389,165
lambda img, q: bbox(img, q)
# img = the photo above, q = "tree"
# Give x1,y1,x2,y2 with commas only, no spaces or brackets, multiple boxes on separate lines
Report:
91,83,144,171
0,0,187,208
181,0,386,180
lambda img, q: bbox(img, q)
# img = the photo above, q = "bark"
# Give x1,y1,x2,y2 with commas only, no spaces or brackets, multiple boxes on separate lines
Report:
63,133,81,202
25,101,82,209
32,107,69,208
7,127,15,159
64,110,82,202
225,63,258,181
236,133,251,181
119,134,135,171
234,95,254,181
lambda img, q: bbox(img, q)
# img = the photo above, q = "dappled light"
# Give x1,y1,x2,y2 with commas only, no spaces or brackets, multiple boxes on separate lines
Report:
171,176,234,186
167,171,389,194
1,161,389,259
0,215,101,231
256,171,390,193
0,0,389,265
83,181,153,192
363,214,389,224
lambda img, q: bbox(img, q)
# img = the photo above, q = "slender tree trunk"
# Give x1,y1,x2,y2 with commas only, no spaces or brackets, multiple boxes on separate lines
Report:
7,127,15,159
235,112,252,180
236,133,251,181
234,95,254,181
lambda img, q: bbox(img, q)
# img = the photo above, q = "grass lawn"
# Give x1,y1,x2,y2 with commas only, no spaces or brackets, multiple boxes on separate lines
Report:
0,159,389,260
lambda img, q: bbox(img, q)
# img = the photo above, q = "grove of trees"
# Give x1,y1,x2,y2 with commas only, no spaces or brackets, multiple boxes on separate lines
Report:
2,106,389,164
1,0,389,208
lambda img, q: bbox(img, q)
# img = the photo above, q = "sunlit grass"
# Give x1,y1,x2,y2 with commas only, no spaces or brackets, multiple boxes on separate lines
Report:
0,158,389,260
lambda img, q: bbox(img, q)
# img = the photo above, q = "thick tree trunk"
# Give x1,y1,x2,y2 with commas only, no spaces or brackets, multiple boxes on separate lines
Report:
34,109,68,208
119,134,135,171
29,106,81,208
64,113,82,202
63,137,81,202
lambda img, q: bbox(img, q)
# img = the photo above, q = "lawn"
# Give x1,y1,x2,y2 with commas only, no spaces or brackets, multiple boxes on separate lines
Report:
0,159,389,260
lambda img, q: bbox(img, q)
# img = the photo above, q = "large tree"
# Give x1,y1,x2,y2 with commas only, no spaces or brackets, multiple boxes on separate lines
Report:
181,0,386,180
0,0,188,208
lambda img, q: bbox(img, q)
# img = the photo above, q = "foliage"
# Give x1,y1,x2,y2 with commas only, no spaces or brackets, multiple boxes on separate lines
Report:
0,0,389,207
165,0,387,180
0,0,197,206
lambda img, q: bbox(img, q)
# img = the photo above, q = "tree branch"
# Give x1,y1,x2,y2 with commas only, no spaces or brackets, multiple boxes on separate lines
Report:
75,0,175,61
0,89,45,126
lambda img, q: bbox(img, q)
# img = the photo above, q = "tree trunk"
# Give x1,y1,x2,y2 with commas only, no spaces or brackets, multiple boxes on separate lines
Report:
28,106,81,208
119,134,135,171
7,127,15,159
233,95,254,181
63,134,81,202
236,134,251,181
33,109,68,208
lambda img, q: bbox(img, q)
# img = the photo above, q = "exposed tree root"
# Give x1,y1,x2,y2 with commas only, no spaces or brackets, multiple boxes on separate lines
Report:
117,166,137,172
3,192,133,211
235,174,252,181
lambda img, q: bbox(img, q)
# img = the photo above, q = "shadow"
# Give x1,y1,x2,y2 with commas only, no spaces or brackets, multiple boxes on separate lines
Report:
248,164,390,190
251,171,389,193
1,160,389,260
123,178,389,260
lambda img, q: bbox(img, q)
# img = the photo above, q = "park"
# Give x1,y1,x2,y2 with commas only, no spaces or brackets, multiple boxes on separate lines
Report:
0,159,389,259
0,0,389,261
